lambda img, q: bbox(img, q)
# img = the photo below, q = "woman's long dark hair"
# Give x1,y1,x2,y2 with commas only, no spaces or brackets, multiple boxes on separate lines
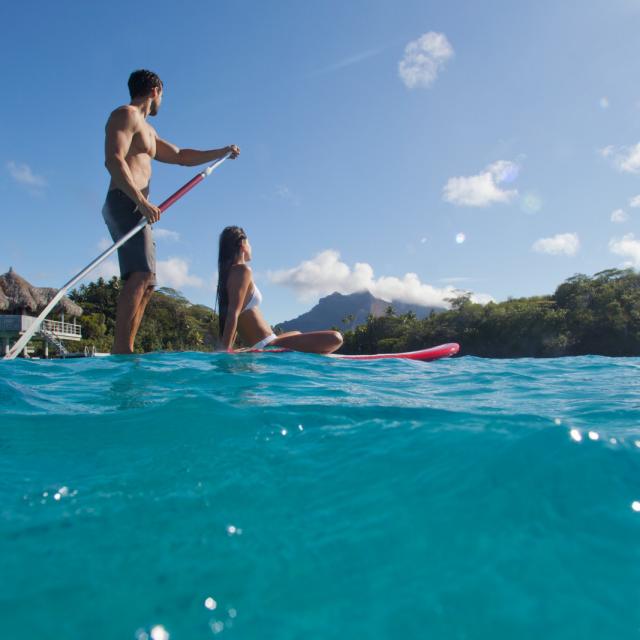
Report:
216,226,247,337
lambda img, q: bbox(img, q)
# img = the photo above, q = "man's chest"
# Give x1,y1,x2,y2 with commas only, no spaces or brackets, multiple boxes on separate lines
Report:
130,125,156,158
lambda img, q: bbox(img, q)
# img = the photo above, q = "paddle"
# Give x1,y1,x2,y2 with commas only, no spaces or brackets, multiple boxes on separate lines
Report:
4,153,231,360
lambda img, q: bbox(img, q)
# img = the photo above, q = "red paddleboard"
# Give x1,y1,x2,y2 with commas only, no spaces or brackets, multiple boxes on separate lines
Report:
245,343,460,361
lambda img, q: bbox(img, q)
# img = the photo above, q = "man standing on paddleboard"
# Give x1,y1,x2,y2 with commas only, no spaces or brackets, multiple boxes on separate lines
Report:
103,69,239,354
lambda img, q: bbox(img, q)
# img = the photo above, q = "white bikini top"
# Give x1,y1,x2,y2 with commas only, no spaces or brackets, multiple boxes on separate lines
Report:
242,283,262,313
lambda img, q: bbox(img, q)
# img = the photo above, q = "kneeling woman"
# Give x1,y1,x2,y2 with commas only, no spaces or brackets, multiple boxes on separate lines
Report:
216,226,343,354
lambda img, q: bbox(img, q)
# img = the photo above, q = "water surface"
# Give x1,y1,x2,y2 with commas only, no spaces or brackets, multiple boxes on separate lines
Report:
1,353,639,639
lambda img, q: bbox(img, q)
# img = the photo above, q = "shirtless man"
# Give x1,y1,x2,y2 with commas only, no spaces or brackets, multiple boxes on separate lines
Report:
103,69,239,354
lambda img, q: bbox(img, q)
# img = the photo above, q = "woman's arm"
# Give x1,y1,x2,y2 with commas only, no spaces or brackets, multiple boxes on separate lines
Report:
219,266,251,351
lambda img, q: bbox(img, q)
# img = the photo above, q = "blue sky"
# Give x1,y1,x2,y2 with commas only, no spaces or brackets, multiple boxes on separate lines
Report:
2,0,640,322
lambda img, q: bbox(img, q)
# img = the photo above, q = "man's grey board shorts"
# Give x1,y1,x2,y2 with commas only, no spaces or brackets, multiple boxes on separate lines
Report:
102,189,156,283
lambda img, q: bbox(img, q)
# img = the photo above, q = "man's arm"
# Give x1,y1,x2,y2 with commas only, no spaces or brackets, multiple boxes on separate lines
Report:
155,138,240,166
104,108,161,223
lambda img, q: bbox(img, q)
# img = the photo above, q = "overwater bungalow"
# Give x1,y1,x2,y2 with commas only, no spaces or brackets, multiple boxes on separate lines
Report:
0,268,83,357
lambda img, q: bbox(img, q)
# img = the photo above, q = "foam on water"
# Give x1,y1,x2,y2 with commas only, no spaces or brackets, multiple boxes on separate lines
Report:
1,353,639,639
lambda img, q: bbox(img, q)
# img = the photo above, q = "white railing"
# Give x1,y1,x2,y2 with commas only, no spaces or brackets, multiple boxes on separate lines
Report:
42,319,82,338
0,315,81,339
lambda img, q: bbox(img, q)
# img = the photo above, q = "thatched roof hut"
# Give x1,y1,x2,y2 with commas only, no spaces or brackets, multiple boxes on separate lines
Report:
0,268,83,317
36,287,83,317
0,268,45,314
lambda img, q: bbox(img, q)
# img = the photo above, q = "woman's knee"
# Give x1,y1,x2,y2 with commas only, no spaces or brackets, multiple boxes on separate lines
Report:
329,331,343,349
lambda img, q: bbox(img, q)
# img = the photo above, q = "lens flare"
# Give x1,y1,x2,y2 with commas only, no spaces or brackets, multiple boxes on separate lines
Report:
211,621,224,634
569,429,582,442
150,625,169,640
521,192,542,214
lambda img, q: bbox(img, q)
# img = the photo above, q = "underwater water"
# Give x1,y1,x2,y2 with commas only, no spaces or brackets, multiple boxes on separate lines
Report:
1,352,639,639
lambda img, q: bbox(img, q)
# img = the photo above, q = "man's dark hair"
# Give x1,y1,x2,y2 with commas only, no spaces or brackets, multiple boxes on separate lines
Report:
128,69,163,99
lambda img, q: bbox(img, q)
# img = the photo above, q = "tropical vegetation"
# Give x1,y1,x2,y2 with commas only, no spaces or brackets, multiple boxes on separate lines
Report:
341,269,640,357
69,277,218,353
65,269,640,357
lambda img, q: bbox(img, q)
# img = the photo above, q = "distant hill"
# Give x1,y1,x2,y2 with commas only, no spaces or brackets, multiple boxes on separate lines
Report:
277,291,443,332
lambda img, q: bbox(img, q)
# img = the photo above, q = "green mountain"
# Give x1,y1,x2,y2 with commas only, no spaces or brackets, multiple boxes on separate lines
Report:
277,291,443,332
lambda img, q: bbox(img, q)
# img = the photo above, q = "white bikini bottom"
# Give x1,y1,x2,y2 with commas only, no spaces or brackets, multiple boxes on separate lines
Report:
251,333,277,350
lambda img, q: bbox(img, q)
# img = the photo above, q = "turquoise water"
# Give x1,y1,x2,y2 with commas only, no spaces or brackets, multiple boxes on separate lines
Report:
1,352,639,639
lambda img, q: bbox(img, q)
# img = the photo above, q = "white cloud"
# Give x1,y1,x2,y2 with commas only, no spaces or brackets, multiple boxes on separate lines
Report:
629,195,640,208
611,208,629,223
599,97,610,109
154,228,180,242
314,47,385,75
443,160,519,207
601,142,640,173
532,233,580,256
398,31,453,89
274,185,300,205
94,259,119,280
86,254,204,287
268,249,493,307
97,238,112,251
599,145,614,158
156,257,203,289
276,185,292,198
609,233,640,267
263,184,300,206
617,143,640,173
6,161,46,188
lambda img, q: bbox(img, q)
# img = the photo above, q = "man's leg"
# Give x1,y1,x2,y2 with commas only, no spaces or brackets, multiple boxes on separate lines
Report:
112,272,155,354
130,281,155,348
